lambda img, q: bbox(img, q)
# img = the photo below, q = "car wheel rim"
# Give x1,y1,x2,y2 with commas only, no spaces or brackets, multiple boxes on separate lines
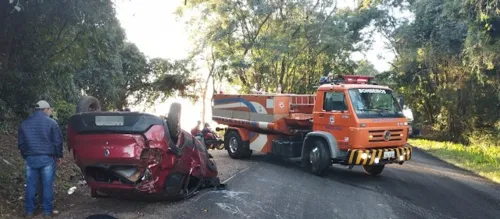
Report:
309,147,320,166
229,137,238,153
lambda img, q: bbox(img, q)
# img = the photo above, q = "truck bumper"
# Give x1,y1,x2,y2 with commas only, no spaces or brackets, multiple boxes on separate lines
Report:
345,146,412,165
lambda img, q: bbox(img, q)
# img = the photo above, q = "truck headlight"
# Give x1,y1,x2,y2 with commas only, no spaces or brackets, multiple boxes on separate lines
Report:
361,153,368,159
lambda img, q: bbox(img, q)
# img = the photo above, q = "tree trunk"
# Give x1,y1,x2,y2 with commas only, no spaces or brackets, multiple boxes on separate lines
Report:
279,57,287,91
202,89,207,125
202,48,216,125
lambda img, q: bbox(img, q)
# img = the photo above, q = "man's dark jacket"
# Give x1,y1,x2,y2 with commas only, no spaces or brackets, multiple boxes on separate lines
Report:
18,111,63,159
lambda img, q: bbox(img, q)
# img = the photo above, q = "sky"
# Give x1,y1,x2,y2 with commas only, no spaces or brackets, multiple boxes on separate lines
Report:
115,0,203,129
115,0,191,60
114,0,404,128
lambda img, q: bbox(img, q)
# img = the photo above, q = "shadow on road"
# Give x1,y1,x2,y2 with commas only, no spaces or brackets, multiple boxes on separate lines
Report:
244,151,500,219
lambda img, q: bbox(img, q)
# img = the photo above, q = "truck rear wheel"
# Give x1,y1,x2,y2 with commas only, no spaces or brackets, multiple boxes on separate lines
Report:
362,165,385,176
306,139,330,176
225,131,251,159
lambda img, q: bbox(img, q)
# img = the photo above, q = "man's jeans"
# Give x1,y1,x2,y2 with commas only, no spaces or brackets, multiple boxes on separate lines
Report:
25,155,56,215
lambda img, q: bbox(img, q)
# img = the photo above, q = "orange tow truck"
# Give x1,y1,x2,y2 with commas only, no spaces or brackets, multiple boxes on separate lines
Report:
212,75,412,176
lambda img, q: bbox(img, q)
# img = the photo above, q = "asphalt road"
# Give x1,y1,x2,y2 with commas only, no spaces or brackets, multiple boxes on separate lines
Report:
56,148,500,219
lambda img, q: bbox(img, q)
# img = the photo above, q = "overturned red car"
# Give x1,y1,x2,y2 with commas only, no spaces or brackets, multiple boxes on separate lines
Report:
67,97,222,200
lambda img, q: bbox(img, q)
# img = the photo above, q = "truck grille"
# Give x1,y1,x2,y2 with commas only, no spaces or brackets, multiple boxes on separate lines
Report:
368,129,404,142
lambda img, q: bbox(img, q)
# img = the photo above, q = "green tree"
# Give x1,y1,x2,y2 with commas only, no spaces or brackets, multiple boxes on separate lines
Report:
180,0,384,94
373,0,500,144
354,60,379,76
116,42,150,110
0,0,196,125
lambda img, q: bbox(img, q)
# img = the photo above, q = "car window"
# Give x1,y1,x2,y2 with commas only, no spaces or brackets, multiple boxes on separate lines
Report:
323,92,348,111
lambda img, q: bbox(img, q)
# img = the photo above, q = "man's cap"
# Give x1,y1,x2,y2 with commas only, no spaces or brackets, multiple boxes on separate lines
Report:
35,100,51,109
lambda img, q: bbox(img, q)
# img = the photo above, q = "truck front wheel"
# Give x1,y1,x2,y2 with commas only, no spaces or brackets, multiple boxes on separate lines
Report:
362,165,385,176
225,131,251,159
306,140,330,176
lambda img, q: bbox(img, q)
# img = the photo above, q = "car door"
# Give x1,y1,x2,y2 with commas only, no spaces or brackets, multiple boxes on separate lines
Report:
317,91,352,149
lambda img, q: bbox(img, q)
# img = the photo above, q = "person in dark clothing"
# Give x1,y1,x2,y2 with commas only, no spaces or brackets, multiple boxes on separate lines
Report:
18,100,63,218
201,122,212,136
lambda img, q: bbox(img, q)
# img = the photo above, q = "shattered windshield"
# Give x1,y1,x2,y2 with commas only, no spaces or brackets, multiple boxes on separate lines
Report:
348,88,405,118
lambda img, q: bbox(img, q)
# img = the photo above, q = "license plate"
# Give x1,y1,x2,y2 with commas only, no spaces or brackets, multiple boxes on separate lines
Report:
383,151,395,159
95,116,124,126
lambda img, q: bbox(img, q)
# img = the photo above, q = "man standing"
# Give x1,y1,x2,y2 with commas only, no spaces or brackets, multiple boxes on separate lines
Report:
18,100,62,218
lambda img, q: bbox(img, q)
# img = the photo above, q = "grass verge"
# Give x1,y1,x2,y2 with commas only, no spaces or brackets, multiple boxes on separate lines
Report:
409,138,500,183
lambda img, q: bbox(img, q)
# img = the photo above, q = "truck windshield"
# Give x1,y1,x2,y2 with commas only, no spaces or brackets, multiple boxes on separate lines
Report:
347,88,405,118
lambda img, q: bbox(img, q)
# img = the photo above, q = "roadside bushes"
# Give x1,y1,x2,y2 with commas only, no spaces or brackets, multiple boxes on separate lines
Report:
53,100,76,139
0,99,19,134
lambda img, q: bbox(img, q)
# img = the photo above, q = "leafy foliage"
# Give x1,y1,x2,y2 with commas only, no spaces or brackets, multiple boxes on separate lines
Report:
146,58,199,102
52,100,75,138
374,0,500,144
354,60,379,76
180,0,385,93
0,0,196,125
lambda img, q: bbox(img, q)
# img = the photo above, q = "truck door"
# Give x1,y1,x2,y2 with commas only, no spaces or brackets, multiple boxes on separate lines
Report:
315,91,351,149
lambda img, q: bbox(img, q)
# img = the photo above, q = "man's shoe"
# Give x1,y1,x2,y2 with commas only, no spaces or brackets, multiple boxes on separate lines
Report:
42,210,60,218
24,213,34,219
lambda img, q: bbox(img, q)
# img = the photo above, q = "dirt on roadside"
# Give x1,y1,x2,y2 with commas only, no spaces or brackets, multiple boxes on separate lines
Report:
0,133,85,218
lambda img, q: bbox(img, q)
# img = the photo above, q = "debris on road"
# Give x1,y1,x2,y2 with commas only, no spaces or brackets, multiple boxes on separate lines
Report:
68,186,77,195
2,158,12,166
216,183,228,190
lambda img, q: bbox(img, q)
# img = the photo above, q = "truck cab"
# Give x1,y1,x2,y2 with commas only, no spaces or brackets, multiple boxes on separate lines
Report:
314,79,408,150
303,75,411,175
